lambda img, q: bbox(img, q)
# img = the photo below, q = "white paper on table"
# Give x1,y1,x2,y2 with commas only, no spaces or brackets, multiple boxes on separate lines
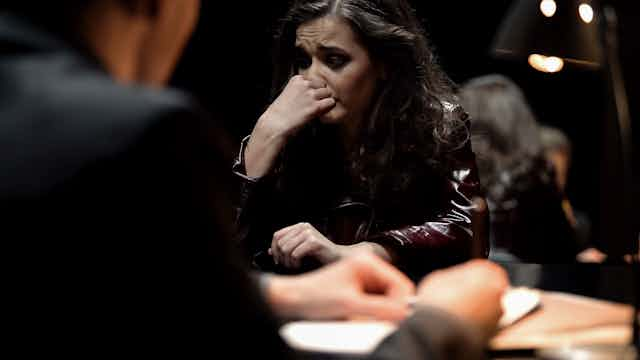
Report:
498,287,541,328
279,321,397,354
279,287,541,354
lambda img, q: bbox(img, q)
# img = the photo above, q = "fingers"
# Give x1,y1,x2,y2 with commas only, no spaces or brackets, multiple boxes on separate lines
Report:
289,75,325,89
312,87,332,100
305,77,327,89
414,259,509,340
307,82,335,114
271,223,307,266
312,97,336,116
273,222,307,239
339,254,414,322
289,240,320,268
271,223,314,267
348,295,411,322
278,231,309,268
274,75,335,126
465,259,510,292
350,254,415,298
419,259,509,293
273,223,340,267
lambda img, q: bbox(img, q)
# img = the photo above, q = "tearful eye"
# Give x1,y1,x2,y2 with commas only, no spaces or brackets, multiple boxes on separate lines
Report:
325,54,349,69
294,50,311,70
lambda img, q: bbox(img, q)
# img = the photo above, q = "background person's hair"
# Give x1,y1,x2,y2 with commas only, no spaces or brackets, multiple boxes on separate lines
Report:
271,0,467,202
539,125,572,156
459,74,547,203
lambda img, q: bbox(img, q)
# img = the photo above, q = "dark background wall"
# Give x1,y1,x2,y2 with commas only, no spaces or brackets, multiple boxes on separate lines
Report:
171,0,639,254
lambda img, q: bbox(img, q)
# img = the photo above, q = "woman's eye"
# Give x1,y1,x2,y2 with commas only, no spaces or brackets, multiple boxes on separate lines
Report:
294,53,311,70
326,54,348,69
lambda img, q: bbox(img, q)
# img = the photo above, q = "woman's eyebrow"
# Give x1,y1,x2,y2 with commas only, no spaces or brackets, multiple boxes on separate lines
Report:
317,45,348,53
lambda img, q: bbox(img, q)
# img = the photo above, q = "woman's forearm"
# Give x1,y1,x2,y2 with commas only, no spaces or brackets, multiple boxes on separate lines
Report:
244,117,288,178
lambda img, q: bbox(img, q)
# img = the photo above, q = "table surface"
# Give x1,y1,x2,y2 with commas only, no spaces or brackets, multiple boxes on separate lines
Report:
497,261,638,305
293,262,639,359
491,261,639,359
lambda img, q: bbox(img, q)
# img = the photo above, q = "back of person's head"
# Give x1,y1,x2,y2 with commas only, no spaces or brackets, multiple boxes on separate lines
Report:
2,0,201,86
459,74,546,202
539,125,572,192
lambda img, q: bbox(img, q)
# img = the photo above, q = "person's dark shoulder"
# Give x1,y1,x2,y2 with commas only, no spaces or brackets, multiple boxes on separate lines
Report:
36,57,198,141
0,52,222,196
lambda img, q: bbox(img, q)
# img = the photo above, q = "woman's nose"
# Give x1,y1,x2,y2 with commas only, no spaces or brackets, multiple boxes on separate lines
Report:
300,60,325,85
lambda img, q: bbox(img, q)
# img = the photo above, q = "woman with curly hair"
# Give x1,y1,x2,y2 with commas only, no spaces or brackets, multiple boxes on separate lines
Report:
233,0,483,278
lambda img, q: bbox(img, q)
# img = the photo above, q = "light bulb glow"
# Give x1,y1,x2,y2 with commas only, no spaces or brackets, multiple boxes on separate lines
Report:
540,0,557,17
528,54,565,73
579,4,594,23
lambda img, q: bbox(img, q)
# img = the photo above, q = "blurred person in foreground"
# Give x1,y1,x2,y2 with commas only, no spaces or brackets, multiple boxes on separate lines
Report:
0,1,506,358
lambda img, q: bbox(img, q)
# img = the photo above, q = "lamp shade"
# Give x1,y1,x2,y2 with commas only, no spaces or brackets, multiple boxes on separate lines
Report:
492,0,603,67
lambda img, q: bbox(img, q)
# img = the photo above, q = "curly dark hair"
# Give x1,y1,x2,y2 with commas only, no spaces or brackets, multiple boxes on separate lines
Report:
271,0,467,204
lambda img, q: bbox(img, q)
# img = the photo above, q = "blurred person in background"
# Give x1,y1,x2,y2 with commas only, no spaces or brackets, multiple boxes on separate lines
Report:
460,74,580,263
539,125,606,263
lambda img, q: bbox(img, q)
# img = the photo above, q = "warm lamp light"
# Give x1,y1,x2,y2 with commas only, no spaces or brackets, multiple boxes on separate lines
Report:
540,0,557,17
527,54,564,73
579,3,594,23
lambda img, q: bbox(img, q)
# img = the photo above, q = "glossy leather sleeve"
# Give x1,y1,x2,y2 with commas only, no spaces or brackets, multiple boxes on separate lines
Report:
369,108,485,275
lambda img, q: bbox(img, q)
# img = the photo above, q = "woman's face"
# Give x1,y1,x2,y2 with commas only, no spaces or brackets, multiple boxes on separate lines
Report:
294,16,382,127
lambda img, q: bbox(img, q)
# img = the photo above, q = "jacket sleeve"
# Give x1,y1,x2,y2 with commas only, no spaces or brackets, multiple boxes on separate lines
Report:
232,135,260,227
371,306,486,360
232,135,282,264
368,105,485,275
